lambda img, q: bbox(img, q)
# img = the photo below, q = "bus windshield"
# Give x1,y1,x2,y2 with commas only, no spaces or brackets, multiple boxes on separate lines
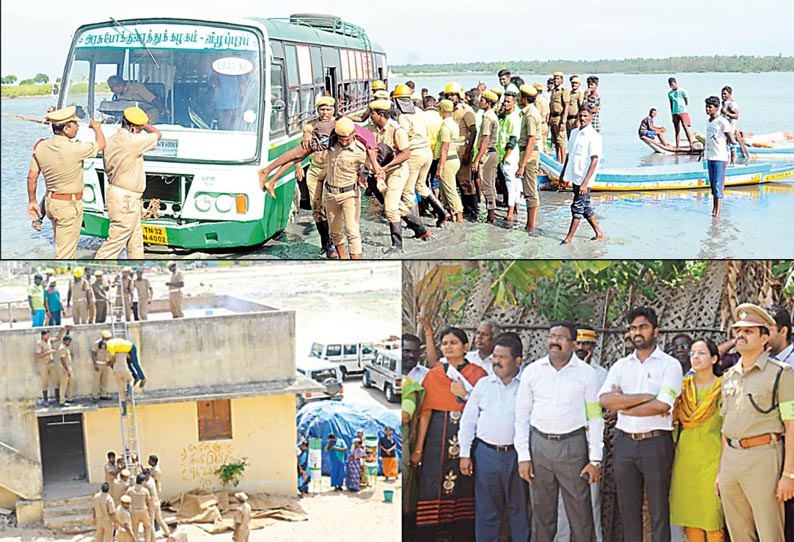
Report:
64,20,264,162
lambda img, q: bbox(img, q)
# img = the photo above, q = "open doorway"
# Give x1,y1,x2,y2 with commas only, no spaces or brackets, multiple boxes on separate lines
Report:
38,414,87,487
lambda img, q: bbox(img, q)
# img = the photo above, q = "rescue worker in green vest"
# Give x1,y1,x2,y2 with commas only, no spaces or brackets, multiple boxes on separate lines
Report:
534,82,551,154
393,84,450,228
444,83,479,220
368,99,431,254
322,117,370,259
718,303,794,541
26,106,106,259
497,92,522,225
471,90,500,223
549,72,571,163
517,84,544,235
567,76,585,137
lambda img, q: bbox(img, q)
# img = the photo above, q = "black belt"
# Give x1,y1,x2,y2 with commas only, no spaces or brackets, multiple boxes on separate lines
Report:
617,429,670,441
324,182,358,194
446,155,459,161
487,147,497,153
550,113,562,117
567,115,578,120
531,426,585,442
475,438,514,452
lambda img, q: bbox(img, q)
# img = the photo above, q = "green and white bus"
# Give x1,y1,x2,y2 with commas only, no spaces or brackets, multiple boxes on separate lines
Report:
58,15,388,250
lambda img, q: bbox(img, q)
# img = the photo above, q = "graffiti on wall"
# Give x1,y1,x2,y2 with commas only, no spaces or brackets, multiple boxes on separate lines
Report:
180,442,234,489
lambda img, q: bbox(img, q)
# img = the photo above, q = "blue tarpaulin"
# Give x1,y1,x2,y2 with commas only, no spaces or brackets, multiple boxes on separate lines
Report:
296,402,401,476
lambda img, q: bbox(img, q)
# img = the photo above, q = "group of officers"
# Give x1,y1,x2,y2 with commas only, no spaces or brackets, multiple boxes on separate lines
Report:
26,104,162,260
402,301,794,542
286,69,601,257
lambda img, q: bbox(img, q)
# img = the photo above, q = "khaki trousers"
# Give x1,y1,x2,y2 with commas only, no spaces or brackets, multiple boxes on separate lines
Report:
384,165,410,222
479,151,499,210
95,185,144,259
306,163,327,222
566,118,579,138
59,368,73,404
94,300,107,323
72,299,88,324
520,151,540,208
45,194,83,259
439,159,462,214
115,372,133,401
131,509,153,542
541,125,550,153
169,291,183,318
138,300,149,321
40,361,57,392
719,441,784,542
324,189,362,255
550,121,567,152
403,147,433,209
95,517,113,542
92,364,111,398
150,500,170,536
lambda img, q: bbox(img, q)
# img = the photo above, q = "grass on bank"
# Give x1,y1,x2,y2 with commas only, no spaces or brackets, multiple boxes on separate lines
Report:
1,82,109,99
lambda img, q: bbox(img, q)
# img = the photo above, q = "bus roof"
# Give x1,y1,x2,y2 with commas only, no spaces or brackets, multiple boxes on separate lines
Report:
255,17,386,54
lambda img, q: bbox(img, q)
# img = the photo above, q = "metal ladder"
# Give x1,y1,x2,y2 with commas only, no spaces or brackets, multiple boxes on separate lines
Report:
109,274,142,477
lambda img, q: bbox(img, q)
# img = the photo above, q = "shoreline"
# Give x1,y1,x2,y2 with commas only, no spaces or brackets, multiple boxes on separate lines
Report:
391,70,794,78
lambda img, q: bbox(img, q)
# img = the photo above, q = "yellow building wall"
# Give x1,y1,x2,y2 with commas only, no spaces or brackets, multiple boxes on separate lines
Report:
83,395,296,499
0,486,18,510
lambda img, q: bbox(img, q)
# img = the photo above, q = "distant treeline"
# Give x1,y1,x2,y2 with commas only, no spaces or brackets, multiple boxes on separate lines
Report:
392,55,794,76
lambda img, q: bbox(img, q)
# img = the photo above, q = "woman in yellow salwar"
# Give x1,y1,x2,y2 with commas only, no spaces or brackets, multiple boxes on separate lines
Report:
670,338,726,541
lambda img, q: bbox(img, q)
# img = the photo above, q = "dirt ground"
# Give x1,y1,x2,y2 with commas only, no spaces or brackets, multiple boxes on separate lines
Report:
0,477,401,541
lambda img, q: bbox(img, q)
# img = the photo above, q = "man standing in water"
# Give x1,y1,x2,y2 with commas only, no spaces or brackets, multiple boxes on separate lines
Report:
704,96,735,219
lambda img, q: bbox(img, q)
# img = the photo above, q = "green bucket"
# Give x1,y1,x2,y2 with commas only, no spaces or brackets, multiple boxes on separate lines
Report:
383,489,395,503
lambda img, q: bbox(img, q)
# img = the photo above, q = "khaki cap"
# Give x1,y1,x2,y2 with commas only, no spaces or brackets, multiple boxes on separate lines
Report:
490,88,504,97
122,267,132,274
120,495,132,504
334,117,355,136
102,330,113,339
577,328,597,343
519,84,538,97
235,492,249,501
369,99,392,111
731,303,777,328
532,83,543,91
438,99,454,113
481,90,499,103
570,76,581,83
120,469,131,477
124,106,148,126
315,96,335,108
45,105,79,126
94,270,104,277
373,90,389,100
553,71,565,78
166,261,177,268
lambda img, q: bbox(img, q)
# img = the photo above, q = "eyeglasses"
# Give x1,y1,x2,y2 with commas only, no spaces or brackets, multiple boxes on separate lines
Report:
673,343,692,351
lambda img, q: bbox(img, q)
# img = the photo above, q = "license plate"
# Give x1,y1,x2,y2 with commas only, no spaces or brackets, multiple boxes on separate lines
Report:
142,224,169,245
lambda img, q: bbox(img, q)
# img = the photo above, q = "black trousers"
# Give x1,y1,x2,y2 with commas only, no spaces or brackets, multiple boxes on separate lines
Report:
613,431,674,542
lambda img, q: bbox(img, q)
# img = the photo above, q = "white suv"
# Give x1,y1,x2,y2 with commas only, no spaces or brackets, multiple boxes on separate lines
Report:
296,357,344,410
308,341,377,380
362,349,401,403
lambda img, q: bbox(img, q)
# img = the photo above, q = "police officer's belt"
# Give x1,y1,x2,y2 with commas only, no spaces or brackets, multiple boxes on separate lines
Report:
324,182,358,194
475,438,514,452
726,432,782,449
567,115,579,119
531,426,585,442
617,429,669,441
550,113,562,118
48,191,82,201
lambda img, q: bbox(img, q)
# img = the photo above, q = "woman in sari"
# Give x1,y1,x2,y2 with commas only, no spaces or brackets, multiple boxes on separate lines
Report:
670,338,725,541
380,426,399,480
411,326,487,542
345,438,367,492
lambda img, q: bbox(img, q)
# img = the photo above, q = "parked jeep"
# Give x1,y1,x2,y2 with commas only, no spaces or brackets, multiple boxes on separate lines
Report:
308,340,377,380
362,349,401,403
296,357,344,410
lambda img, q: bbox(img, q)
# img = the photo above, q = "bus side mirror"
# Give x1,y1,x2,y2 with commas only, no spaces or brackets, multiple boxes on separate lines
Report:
272,100,286,112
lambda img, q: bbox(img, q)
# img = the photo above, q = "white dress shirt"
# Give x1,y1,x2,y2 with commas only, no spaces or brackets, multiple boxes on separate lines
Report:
466,349,494,376
772,343,794,366
459,373,521,458
514,354,604,463
599,346,683,434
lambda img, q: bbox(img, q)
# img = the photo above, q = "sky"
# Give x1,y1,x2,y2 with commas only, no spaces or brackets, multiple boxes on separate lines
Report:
2,0,793,79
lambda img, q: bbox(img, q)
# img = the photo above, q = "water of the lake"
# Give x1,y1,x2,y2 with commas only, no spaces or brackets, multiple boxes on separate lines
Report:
2,72,793,259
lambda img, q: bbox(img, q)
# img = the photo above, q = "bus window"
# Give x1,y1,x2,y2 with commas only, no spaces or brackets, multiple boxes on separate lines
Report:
269,61,286,136
311,47,323,86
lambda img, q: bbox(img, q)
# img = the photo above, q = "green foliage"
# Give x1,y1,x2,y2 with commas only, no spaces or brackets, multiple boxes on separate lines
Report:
34,73,50,84
18,78,36,86
1,83,52,98
215,457,248,487
772,260,794,302
392,55,794,76
1,75,17,85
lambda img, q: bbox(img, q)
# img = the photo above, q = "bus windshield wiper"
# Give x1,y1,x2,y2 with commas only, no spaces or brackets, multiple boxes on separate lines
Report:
109,16,159,69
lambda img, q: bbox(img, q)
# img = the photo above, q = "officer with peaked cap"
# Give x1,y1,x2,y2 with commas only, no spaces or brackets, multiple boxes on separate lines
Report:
26,105,106,258
115,493,136,542
443,82,479,220
517,84,543,235
719,303,794,541
92,270,110,323
165,260,184,317
95,107,161,260
567,76,585,137
233,491,252,542
549,72,571,163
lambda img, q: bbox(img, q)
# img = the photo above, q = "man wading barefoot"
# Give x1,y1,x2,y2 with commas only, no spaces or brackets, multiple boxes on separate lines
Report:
560,106,605,244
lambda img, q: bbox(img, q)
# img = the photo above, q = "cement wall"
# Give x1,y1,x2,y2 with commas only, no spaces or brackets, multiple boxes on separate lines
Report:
83,395,297,497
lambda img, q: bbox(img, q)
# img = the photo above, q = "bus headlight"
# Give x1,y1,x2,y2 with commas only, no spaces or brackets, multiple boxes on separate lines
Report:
215,194,234,213
83,185,96,204
195,194,213,212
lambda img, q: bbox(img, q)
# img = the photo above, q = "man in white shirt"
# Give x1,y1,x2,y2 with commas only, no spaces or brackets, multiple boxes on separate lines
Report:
704,95,735,218
599,306,683,542
515,321,604,542
460,332,530,542
466,320,499,375
560,106,605,245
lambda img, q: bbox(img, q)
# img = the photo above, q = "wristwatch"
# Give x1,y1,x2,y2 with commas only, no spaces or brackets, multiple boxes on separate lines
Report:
589,461,602,469
782,471,794,480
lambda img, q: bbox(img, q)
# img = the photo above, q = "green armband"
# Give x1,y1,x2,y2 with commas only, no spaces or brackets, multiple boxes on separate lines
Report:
586,401,602,420
780,400,794,421
660,387,679,400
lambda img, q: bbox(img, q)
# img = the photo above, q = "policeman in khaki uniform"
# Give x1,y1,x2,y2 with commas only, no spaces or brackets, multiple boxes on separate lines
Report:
35,325,68,405
91,330,113,401
719,303,794,541
67,267,91,324
233,492,252,542
95,107,161,260
444,83,479,220
301,96,338,258
566,76,585,137
533,82,551,154
549,71,571,163
92,270,110,323
26,106,106,259
133,269,153,320
517,84,543,235
435,100,464,222
92,482,116,542
115,494,136,542
471,90,500,222
111,468,132,505
322,117,369,259
125,474,153,542
165,261,184,318
57,334,74,406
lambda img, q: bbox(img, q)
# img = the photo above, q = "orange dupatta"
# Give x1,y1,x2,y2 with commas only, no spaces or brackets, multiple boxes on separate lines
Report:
673,375,722,430
420,362,487,414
